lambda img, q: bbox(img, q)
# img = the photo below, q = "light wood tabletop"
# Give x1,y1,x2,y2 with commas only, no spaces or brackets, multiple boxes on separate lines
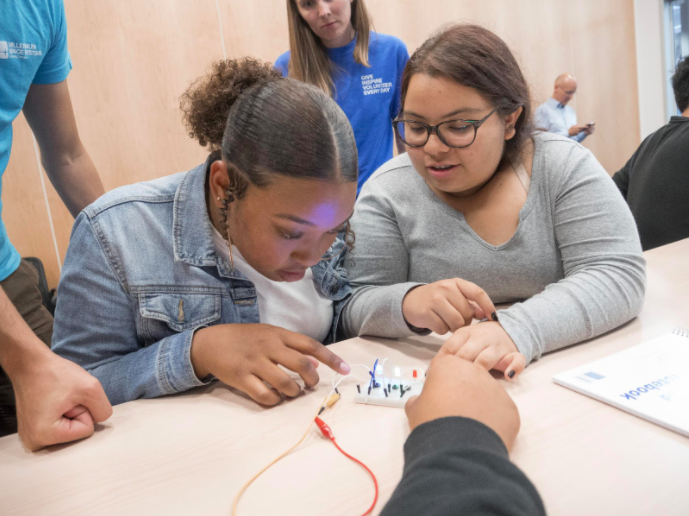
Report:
1,239,688,516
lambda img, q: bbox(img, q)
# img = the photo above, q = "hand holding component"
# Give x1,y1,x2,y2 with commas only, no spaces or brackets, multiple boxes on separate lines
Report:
401,278,497,334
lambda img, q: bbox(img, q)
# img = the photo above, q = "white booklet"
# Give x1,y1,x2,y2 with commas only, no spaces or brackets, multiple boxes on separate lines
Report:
552,328,689,437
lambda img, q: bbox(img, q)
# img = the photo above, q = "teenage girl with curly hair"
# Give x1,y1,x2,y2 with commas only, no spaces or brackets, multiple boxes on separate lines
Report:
51,58,358,406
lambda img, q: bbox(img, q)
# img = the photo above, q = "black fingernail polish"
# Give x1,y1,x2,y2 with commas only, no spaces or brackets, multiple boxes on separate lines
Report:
508,370,515,379
492,311,499,322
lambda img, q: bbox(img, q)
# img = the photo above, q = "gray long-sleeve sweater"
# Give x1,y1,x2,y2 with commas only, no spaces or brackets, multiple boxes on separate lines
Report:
340,132,646,364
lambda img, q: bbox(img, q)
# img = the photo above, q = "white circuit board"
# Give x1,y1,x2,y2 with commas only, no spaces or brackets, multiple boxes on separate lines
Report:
354,377,425,408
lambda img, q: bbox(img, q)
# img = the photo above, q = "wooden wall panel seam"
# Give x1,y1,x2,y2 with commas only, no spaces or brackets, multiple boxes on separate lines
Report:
31,135,62,272
215,0,228,59
566,1,577,112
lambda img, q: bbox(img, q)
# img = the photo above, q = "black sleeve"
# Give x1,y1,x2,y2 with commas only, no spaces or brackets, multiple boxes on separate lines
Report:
611,158,632,199
380,417,546,516
612,131,653,200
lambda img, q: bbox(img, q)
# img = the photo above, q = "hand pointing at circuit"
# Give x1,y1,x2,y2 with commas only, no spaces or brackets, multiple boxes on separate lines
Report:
190,323,350,406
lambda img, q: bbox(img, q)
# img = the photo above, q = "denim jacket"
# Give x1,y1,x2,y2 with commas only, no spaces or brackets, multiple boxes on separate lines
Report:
51,159,352,405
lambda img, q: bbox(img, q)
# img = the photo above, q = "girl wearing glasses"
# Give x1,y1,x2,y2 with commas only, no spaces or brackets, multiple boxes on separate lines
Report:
51,59,355,406
340,25,646,377
275,0,409,195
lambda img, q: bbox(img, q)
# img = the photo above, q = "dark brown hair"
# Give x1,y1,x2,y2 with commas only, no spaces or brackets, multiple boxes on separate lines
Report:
181,58,357,188
180,57,358,247
401,24,532,163
181,59,281,150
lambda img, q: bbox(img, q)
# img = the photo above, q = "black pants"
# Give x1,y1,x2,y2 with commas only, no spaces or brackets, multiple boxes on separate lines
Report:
0,260,54,437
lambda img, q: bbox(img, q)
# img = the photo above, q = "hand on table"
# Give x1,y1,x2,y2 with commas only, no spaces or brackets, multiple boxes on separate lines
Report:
13,350,113,451
402,279,497,334
190,323,350,406
439,321,526,379
404,353,520,451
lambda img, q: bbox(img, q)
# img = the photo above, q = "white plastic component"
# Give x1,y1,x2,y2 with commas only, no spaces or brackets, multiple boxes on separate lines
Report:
354,379,424,408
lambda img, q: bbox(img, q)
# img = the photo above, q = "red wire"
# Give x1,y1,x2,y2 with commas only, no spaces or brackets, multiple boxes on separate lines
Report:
330,439,379,516
315,417,379,516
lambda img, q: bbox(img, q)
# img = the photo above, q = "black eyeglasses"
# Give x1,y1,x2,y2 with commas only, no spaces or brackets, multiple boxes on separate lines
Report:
393,109,496,148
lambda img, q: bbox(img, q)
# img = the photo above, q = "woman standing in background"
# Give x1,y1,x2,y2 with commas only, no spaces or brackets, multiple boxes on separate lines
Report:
276,0,409,194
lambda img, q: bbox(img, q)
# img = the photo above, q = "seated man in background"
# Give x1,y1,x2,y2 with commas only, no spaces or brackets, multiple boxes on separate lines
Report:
612,56,689,251
534,73,595,142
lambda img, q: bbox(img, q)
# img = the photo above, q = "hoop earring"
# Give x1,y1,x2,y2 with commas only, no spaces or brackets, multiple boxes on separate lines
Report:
217,186,236,270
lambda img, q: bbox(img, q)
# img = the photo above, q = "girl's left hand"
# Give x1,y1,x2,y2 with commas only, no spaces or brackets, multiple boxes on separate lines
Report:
438,321,526,379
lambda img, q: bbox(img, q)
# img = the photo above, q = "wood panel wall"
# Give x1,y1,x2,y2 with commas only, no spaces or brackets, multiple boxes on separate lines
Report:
3,0,640,288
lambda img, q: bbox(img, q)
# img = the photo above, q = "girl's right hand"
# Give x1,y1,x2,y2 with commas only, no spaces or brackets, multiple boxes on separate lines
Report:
402,278,497,334
190,323,350,406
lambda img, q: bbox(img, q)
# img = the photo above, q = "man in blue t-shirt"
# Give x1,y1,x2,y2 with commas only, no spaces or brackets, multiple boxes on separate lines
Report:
0,0,112,448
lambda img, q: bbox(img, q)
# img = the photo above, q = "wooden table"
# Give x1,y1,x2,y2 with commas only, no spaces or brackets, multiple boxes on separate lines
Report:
1,239,688,516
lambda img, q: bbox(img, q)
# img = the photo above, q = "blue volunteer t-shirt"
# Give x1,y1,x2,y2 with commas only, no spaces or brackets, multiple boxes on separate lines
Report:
0,0,72,281
275,32,409,194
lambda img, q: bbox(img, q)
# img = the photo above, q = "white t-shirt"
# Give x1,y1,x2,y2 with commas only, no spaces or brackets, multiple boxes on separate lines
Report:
212,228,334,342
